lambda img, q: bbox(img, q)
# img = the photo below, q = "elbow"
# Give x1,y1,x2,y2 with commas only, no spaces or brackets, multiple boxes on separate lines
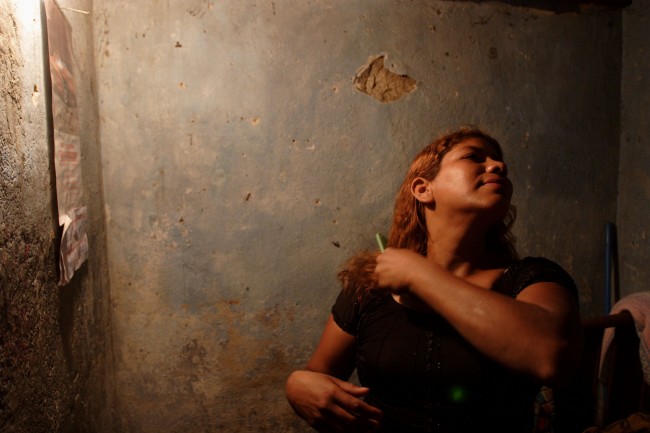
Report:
532,314,583,386
533,334,583,387
533,355,565,386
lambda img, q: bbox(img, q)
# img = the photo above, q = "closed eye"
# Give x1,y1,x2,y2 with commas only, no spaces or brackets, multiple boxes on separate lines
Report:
462,153,485,162
457,143,504,163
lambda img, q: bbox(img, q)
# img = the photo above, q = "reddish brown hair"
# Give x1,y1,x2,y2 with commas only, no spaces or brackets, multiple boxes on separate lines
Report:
338,127,518,296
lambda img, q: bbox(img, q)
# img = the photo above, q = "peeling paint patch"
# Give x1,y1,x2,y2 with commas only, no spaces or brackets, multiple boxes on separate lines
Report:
31,84,40,106
353,55,417,103
212,168,226,187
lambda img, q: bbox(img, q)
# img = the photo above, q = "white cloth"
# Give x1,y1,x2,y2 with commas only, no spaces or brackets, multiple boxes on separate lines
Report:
600,292,650,384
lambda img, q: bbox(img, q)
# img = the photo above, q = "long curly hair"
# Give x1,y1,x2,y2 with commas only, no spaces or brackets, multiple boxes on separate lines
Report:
338,127,518,298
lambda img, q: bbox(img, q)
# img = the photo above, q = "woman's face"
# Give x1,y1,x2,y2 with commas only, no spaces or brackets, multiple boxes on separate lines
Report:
427,137,512,219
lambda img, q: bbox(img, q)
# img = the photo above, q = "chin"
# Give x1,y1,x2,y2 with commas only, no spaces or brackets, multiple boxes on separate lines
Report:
481,203,510,223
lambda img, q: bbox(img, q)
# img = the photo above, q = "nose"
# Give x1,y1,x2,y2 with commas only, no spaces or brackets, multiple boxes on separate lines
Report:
486,159,508,176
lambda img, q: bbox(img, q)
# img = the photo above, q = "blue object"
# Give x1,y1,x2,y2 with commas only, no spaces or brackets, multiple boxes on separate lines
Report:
604,222,615,314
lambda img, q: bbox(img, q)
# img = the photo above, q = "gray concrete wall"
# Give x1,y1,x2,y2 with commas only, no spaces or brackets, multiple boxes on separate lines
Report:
94,1,623,432
3,0,642,432
0,0,114,432
618,1,650,298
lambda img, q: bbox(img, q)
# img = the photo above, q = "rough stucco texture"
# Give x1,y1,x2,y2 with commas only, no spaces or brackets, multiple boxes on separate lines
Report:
0,1,113,432
0,3,66,431
94,1,622,432
618,0,650,297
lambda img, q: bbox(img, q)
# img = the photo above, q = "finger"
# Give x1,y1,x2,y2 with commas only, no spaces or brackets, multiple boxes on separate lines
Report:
333,389,383,421
324,378,383,425
329,377,370,397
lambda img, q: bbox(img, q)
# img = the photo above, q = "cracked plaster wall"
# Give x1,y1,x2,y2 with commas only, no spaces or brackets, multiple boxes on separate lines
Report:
0,1,113,432
6,0,650,432
93,1,627,432
618,1,650,296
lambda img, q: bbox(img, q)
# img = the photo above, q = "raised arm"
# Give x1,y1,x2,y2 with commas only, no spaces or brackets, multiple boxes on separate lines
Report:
286,315,383,432
374,249,582,386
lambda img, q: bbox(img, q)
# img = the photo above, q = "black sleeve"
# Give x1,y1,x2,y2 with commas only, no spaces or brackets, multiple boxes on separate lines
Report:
331,289,361,336
497,256,579,300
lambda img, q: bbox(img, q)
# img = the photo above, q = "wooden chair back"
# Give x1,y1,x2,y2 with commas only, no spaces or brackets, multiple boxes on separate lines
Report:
555,311,648,432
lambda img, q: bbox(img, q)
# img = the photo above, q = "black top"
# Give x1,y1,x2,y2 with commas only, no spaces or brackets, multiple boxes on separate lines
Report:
332,257,578,433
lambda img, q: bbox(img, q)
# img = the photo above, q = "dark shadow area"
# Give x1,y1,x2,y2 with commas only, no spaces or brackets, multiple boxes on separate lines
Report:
447,0,631,13
555,312,649,432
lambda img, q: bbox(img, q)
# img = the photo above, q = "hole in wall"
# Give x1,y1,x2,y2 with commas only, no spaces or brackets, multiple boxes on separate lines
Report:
353,55,417,103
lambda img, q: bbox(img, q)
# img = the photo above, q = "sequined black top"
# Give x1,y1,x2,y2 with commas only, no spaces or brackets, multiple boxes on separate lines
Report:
331,256,578,433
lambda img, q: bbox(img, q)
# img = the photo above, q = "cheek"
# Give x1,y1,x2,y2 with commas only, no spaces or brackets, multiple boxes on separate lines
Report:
429,165,474,196
437,170,471,189
430,178,463,201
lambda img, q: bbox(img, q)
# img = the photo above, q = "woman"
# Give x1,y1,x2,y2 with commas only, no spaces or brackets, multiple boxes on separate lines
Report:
286,128,581,433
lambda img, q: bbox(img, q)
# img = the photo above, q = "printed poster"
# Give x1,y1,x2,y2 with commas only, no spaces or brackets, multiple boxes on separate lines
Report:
44,0,88,285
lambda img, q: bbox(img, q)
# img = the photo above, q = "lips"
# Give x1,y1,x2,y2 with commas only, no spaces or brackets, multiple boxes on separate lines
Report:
482,176,508,186
481,176,512,195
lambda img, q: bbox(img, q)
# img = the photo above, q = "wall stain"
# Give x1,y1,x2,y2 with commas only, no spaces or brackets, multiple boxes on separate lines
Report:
119,301,301,431
353,55,417,103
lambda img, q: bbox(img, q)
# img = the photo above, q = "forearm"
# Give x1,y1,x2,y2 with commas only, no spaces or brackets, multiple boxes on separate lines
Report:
407,266,580,384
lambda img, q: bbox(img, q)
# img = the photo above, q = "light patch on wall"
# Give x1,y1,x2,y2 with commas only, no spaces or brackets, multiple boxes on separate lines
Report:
213,168,226,187
32,84,40,106
353,55,417,103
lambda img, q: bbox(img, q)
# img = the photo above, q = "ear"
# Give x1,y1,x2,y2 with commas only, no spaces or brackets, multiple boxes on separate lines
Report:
410,177,435,204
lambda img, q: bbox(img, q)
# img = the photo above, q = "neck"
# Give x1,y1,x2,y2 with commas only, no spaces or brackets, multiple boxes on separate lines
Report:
424,213,502,276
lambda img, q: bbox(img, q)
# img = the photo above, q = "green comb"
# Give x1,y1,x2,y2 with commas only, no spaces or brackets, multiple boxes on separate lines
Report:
375,233,387,252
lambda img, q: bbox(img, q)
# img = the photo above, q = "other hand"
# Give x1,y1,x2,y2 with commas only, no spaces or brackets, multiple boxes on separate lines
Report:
285,370,382,433
374,247,429,292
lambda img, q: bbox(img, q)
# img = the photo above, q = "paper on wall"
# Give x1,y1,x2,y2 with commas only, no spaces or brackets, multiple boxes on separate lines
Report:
44,0,88,285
